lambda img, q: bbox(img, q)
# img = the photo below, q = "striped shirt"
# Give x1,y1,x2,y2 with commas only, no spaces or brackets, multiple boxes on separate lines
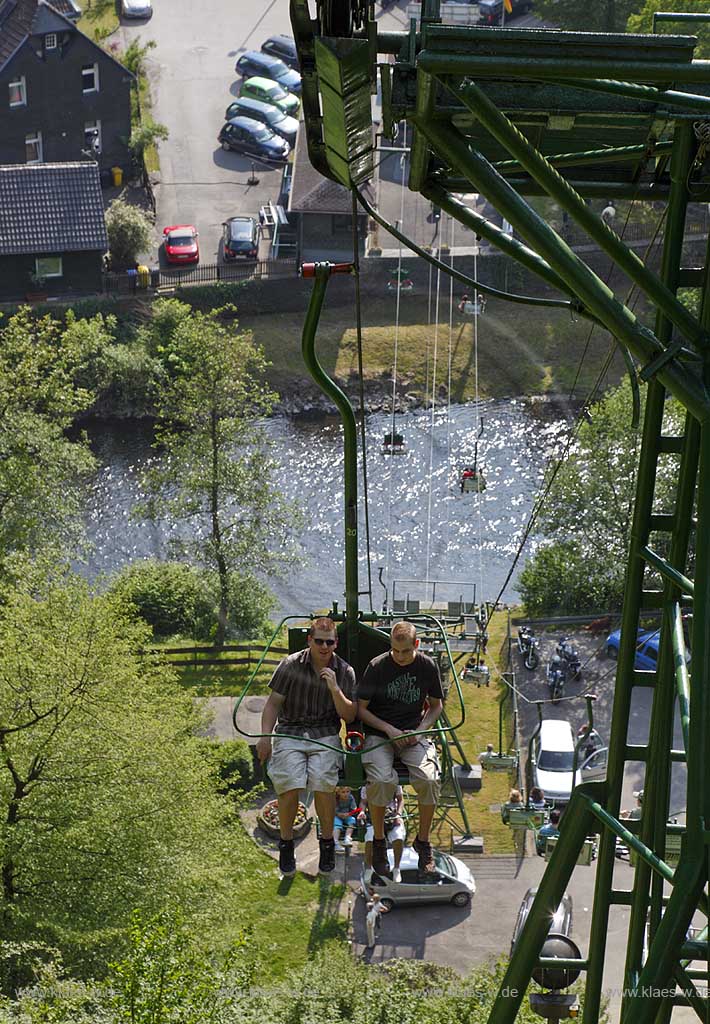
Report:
269,649,356,738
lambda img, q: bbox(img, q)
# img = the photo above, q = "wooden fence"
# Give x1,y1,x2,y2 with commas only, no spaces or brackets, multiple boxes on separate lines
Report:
150,642,289,671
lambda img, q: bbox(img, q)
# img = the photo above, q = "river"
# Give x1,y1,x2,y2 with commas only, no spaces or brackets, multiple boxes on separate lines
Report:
83,399,568,616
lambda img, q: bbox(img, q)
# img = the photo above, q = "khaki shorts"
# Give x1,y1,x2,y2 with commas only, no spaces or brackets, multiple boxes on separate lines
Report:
362,735,440,806
267,733,343,795
364,821,406,843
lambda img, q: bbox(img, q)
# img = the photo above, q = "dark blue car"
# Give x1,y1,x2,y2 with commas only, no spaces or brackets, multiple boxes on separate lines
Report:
218,116,290,162
235,50,301,95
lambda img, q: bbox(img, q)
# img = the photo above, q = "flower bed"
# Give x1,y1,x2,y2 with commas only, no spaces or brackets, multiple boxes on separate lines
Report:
257,798,311,840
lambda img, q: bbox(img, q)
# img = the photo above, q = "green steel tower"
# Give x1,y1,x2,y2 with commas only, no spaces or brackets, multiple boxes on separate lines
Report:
291,1,710,1020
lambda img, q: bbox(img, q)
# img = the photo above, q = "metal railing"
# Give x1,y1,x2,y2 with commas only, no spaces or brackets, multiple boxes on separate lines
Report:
102,257,298,294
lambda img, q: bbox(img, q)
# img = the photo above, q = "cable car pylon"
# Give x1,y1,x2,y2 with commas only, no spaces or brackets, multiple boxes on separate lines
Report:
291,1,710,1020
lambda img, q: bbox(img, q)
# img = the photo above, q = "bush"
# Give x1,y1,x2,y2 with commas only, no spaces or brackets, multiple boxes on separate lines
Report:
88,340,164,418
108,560,216,639
518,540,624,617
175,281,247,310
196,737,258,794
105,199,154,271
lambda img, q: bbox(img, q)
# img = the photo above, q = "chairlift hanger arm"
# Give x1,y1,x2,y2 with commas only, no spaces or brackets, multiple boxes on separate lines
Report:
354,185,582,313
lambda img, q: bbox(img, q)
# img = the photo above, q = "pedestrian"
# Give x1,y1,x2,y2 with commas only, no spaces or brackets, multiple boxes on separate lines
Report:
256,617,357,877
365,888,390,948
358,621,444,876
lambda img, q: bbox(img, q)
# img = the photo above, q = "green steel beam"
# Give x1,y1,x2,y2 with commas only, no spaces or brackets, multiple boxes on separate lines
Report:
641,546,695,595
443,179,679,199
508,75,710,115
417,52,710,84
493,141,675,174
449,78,708,356
411,117,710,422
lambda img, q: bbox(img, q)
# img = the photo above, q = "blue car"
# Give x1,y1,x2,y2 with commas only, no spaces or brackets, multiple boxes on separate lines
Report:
218,116,290,162
235,50,302,96
606,628,661,670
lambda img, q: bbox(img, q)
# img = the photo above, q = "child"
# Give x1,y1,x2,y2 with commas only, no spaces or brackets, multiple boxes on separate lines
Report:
333,785,358,852
365,888,390,948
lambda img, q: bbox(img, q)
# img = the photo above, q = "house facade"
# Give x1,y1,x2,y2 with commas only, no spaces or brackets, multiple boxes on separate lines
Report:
0,161,108,300
0,0,133,173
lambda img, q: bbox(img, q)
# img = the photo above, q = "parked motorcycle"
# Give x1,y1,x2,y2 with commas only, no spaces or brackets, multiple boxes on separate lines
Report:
556,636,582,680
547,655,567,703
516,626,539,671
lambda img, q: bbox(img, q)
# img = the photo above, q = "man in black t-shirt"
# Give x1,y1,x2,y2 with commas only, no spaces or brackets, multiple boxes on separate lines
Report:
357,621,444,876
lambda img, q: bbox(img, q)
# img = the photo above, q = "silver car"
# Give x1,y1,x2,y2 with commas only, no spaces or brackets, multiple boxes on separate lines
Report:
361,846,475,909
121,0,152,17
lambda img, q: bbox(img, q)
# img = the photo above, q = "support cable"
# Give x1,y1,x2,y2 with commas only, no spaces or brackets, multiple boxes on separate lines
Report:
472,241,485,606
351,188,373,613
425,258,442,588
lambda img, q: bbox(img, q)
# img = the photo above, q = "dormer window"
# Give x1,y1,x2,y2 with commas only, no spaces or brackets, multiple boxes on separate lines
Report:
9,77,26,107
45,33,57,49
81,63,99,93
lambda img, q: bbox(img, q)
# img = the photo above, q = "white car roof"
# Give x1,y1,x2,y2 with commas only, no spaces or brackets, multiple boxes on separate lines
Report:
539,719,575,751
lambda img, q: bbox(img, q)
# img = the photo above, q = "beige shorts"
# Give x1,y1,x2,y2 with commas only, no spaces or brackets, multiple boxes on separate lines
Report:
362,735,440,806
267,733,343,795
364,821,406,843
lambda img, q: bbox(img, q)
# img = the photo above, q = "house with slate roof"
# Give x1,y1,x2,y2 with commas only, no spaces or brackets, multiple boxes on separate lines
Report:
0,161,108,299
0,0,133,174
287,126,373,260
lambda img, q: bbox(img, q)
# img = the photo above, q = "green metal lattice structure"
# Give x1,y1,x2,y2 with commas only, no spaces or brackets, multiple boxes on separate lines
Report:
292,2,710,1021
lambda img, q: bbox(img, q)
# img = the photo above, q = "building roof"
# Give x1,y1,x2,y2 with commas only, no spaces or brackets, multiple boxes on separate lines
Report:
0,162,108,255
0,0,105,72
288,123,374,215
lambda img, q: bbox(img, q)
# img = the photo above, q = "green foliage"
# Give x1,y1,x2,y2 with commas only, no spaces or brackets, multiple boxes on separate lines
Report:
138,301,297,644
174,282,247,311
86,341,164,418
517,379,683,614
534,0,642,31
128,120,169,162
108,559,218,638
121,38,157,78
0,309,108,573
628,1,710,54
196,738,258,794
105,201,154,271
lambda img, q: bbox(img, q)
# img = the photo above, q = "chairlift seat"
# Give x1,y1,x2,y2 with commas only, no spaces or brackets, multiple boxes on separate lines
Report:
505,806,545,830
461,473,486,493
382,431,406,455
545,836,595,865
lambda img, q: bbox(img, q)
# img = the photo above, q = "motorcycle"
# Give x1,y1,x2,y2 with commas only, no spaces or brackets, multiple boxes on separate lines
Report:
556,635,582,680
516,626,539,671
547,655,567,703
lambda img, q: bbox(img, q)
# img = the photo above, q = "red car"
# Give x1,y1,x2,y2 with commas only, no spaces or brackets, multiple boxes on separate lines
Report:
162,224,199,264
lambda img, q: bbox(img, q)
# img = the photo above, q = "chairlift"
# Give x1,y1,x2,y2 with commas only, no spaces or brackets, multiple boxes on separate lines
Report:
459,420,487,493
382,430,406,455
386,267,414,293
457,292,486,317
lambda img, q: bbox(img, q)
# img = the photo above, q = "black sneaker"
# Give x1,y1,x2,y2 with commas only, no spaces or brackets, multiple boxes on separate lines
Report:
319,837,336,875
372,837,392,877
413,836,435,873
278,838,296,876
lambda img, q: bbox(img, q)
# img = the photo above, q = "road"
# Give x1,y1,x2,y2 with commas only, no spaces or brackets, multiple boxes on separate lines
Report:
119,0,295,263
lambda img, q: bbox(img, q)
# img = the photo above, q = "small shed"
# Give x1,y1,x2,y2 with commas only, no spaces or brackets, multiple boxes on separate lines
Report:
0,160,108,300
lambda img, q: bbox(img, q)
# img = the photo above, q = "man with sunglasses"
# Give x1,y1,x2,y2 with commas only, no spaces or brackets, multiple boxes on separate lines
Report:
256,617,356,877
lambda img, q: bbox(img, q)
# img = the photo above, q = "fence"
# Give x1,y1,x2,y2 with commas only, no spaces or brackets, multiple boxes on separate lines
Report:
406,2,480,25
102,258,298,294
150,642,289,672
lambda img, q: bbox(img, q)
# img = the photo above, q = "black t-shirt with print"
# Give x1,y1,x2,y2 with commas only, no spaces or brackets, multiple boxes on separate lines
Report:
357,651,444,738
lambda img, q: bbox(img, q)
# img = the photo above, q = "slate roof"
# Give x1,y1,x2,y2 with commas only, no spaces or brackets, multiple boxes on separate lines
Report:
288,122,375,214
0,162,108,255
0,0,92,72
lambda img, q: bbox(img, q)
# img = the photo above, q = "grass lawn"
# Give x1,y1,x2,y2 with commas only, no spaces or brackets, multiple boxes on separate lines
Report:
76,0,119,40
241,292,628,403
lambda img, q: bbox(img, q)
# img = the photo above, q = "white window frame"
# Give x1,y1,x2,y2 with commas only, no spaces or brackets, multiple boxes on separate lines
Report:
84,119,102,152
35,256,63,279
81,62,99,93
45,33,57,49
9,77,26,107
25,131,43,164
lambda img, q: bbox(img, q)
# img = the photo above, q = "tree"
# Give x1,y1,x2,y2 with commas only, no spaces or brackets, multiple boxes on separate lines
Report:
0,309,107,578
139,302,297,645
534,0,642,32
517,379,683,614
105,200,153,270
628,1,710,54
0,564,240,971
128,120,169,163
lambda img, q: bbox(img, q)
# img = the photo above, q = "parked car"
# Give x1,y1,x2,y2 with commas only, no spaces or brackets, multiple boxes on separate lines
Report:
222,216,259,260
478,0,531,24
121,0,152,16
606,628,663,670
531,719,607,806
218,116,290,162
261,34,299,70
361,846,475,909
235,50,302,95
224,97,298,147
162,225,199,264
239,77,300,117
510,888,573,956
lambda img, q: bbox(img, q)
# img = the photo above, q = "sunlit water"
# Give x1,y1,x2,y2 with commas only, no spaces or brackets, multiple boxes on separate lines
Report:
82,400,568,615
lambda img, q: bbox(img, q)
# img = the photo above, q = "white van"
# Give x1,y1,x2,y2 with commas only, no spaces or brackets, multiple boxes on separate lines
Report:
531,720,607,806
